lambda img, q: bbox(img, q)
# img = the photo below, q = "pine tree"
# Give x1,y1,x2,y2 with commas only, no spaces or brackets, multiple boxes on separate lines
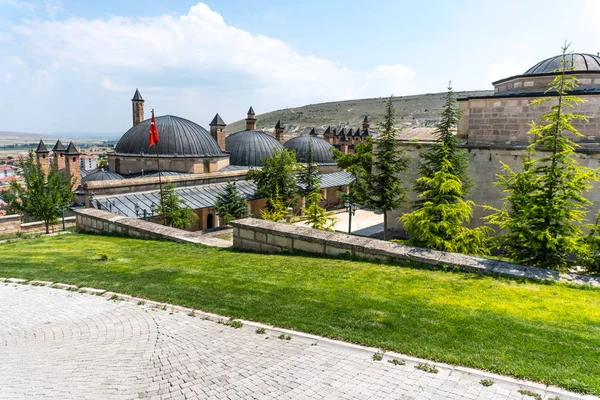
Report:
415,83,473,206
371,97,410,240
154,181,198,229
247,148,298,210
332,137,373,207
302,191,337,231
297,140,321,196
8,150,74,234
402,144,493,254
214,182,250,225
485,42,598,270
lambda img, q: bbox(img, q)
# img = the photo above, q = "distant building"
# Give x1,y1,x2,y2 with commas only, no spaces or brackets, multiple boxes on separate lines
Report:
80,155,98,171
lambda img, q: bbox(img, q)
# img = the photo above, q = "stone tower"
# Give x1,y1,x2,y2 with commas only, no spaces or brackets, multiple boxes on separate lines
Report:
132,89,145,127
245,106,257,131
275,120,285,143
362,115,370,131
64,142,81,188
209,113,227,151
52,140,66,171
35,140,50,176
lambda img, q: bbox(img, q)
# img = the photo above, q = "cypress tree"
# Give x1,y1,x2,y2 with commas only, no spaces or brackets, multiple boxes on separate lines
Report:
371,97,410,240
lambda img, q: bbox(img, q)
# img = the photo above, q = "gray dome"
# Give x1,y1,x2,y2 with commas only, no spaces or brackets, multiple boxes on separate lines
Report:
524,53,600,75
115,115,226,157
284,135,335,164
226,130,284,167
81,169,124,184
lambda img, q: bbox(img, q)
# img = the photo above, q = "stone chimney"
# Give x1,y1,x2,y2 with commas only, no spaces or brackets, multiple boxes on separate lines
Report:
52,140,66,171
209,113,227,151
245,106,257,130
35,140,50,176
132,89,145,127
323,126,333,144
64,142,81,189
362,115,370,131
275,119,285,143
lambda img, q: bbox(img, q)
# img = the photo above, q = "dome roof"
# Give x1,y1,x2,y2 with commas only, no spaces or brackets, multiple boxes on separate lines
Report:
226,130,284,167
524,53,600,75
114,115,226,157
81,169,124,184
284,135,335,164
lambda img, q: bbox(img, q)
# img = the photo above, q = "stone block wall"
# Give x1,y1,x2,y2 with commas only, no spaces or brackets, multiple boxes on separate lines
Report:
0,215,75,236
0,215,22,235
230,218,600,287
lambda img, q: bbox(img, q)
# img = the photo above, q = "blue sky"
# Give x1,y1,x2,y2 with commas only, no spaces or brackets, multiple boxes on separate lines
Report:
1,0,599,135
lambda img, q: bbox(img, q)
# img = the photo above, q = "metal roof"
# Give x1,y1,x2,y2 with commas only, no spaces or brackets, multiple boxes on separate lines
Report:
65,142,80,155
132,89,144,101
35,140,49,153
52,140,65,152
114,115,227,158
81,169,124,184
275,120,285,129
226,130,284,167
283,134,335,164
210,113,226,126
525,53,600,75
92,172,353,218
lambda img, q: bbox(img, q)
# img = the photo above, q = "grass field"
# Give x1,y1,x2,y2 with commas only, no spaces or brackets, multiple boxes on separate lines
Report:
1,233,599,394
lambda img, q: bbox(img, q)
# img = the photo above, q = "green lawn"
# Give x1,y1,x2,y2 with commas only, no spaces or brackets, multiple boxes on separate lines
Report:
1,233,600,395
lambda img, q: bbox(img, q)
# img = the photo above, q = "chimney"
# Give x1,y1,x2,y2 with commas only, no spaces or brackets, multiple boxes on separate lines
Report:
35,140,50,177
245,106,257,130
323,126,333,144
64,142,81,189
362,115,370,131
52,140,66,170
209,113,227,151
132,89,145,127
275,119,285,143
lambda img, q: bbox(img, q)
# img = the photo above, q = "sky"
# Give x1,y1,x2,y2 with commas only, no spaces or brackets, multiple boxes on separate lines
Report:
1,0,599,135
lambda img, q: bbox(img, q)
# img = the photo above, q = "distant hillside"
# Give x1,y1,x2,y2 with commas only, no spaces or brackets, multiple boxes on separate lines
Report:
225,90,493,136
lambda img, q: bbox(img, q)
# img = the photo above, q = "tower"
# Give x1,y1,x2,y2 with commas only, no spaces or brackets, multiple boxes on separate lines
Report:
52,140,66,170
132,89,145,127
362,116,370,131
64,142,81,189
35,140,50,176
209,113,227,151
275,120,285,143
245,106,257,130
323,126,334,144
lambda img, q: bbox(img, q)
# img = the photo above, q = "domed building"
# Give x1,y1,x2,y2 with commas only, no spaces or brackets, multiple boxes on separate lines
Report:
81,168,124,184
458,52,600,146
109,91,229,175
225,108,284,167
283,128,335,164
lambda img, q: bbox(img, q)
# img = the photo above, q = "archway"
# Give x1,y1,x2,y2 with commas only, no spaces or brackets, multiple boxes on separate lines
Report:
206,214,214,230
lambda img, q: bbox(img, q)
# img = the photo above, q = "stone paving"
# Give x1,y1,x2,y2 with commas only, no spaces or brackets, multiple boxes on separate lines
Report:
0,281,595,400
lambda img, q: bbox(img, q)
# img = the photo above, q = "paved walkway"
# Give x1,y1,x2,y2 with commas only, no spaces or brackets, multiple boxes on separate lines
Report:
0,281,594,400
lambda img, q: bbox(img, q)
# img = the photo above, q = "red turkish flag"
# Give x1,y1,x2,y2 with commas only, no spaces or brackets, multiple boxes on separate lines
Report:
149,109,160,146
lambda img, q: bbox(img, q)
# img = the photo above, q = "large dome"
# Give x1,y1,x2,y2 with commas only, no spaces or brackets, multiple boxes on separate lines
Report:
284,134,335,164
524,53,600,75
115,115,226,157
226,130,284,167
81,169,124,184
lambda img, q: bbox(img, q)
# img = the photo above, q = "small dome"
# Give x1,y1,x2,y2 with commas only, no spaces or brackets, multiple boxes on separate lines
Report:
284,135,335,164
524,53,600,75
81,169,124,184
115,115,226,157
226,130,284,167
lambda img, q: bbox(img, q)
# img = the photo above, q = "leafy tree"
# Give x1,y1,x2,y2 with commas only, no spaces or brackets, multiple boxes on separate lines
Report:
97,156,109,168
371,97,410,240
8,150,74,234
247,148,299,210
485,43,598,270
297,141,321,196
415,83,473,206
302,192,337,231
154,181,198,229
214,182,250,225
260,185,288,222
1,188,20,215
332,137,373,207
402,144,493,254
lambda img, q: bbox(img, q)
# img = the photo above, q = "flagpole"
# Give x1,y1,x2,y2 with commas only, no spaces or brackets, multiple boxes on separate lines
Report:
152,109,167,225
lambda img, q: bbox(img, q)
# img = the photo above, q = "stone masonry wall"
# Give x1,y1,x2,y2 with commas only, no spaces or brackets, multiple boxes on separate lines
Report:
230,218,600,287
0,215,75,236
0,215,21,235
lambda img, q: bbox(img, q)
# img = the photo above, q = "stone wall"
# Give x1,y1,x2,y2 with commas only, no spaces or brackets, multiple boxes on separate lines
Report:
0,214,76,236
230,218,600,287
109,155,230,175
0,215,22,235
493,73,600,94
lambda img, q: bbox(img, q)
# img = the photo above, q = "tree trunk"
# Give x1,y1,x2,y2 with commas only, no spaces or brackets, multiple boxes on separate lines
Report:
45,220,49,234
383,211,387,241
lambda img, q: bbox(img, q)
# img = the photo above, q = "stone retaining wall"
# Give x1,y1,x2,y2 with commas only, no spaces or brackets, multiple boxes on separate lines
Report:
0,214,75,235
230,218,600,287
0,215,22,235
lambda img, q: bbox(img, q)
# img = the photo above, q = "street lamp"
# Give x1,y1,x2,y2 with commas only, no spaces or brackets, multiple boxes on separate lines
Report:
344,199,357,234
134,202,140,218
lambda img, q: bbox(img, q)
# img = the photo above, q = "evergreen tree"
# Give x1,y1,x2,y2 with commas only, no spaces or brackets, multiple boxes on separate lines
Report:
371,97,410,240
332,137,373,207
214,182,250,225
302,192,337,231
8,150,74,234
485,43,598,270
247,148,298,210
297,140,321,196
154,181,198,229
260,185,288,222
401,143,493,254
415,83,473,206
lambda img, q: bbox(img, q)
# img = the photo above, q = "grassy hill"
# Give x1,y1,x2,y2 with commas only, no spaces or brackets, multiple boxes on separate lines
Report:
225,90,493,136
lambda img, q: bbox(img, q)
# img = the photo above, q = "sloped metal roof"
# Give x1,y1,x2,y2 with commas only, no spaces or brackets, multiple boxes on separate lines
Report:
52,140,65,152
35,140,49,153
210,113,226,126
132,89,144,101
81,169,124,184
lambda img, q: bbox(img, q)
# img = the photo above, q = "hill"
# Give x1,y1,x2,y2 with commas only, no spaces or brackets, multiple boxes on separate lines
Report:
225,90,493,136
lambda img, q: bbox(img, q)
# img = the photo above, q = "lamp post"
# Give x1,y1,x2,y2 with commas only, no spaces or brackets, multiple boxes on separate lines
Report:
344,199,357,235
134,202,140,218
